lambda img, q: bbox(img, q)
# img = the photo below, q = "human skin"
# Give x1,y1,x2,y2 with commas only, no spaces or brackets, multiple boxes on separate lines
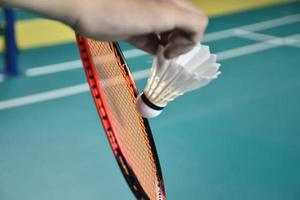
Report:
1,0,208,58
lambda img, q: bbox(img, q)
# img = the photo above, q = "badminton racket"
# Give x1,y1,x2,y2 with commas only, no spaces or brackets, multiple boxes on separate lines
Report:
76,34,166,200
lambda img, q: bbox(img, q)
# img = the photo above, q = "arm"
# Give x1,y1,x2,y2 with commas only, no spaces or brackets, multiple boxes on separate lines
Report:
1,0,208,58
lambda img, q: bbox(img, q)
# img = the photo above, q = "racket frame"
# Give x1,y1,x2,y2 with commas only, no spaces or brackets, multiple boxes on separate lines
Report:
76,35,165,200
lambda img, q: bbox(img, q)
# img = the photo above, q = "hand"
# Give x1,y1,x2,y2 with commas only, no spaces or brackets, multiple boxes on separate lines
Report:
74,0,208,58
1,0,208,58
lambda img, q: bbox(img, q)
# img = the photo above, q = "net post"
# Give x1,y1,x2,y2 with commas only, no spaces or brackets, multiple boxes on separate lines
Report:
4,8,18,75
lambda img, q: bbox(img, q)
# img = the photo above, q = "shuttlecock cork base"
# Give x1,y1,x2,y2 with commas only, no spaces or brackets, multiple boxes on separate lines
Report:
136,92,164,118
137,44,221,118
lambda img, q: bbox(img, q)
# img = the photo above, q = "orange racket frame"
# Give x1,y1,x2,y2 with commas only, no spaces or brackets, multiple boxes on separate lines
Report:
76,35,166,200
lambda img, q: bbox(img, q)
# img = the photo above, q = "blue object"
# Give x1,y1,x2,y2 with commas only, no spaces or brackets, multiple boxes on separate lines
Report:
4,9,18,75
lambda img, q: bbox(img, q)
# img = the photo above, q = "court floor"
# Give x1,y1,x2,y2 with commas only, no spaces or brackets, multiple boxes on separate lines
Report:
1,1,300,200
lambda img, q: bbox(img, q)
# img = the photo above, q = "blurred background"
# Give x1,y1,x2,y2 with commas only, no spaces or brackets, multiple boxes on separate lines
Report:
1,0,300,200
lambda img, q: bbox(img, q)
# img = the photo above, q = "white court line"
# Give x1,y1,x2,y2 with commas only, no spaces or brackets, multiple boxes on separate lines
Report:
283,33,300,47
0,69,150,110
217,42,278,61
25,49,147,77
218,33,300,61
0,74,5,82
123,49,147,58
233,29,279,41
1,14,300,110
25,60,82,77
0,37,293,110
233,30,300,47
19,13,300,78
0,84,89,110
203,13,300,42
290,34,300,40
25,29,296,77
132,68,151,80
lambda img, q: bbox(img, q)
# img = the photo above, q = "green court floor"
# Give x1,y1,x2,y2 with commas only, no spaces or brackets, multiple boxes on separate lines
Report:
1,2,300,200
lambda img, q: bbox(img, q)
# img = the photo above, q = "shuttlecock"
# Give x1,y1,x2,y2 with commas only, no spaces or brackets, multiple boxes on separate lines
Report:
136,44,221,118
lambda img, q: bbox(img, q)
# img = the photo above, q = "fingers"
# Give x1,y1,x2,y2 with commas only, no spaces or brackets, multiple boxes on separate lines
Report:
177,8,208,43
76,0,208,58
159,32,171,46
177,9,208,44
126,1,208,58
158,1,208,58
127,30,195,58
127,33,160,55
163,30,195,58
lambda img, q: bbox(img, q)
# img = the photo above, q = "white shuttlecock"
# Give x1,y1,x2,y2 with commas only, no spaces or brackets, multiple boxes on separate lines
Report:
136,44,221,118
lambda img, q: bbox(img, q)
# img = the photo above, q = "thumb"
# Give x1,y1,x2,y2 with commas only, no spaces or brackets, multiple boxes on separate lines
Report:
127,33,160,55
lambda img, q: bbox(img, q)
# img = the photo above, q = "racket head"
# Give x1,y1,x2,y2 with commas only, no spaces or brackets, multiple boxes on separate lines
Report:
76,35,166,200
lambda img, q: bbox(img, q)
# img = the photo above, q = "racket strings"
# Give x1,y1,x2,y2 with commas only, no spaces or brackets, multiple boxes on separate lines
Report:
87,40,163,200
